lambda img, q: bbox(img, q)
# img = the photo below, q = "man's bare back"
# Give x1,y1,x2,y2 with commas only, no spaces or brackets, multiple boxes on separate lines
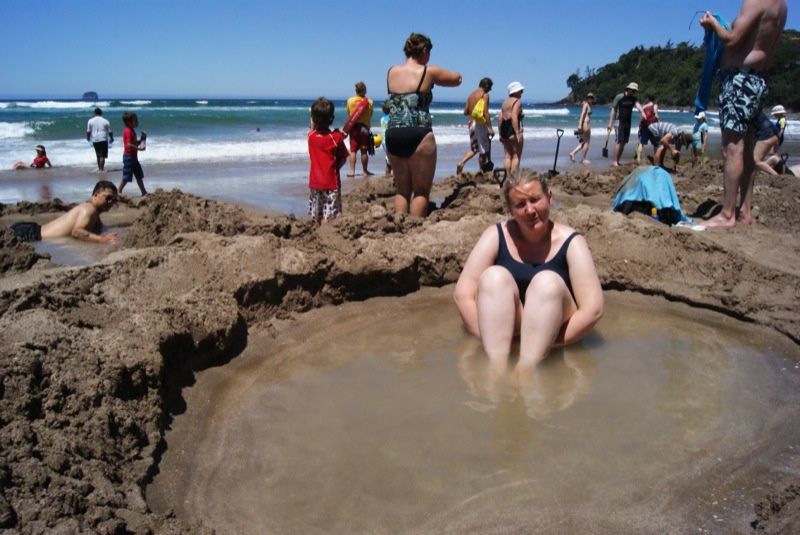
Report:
712,0,787,71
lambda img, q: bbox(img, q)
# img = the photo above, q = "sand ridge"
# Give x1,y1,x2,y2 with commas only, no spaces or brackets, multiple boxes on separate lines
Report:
0,162,799,533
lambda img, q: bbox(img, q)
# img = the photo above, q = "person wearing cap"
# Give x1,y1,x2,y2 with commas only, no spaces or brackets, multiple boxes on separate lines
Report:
569,92,595,164
753,112,781,175
647,122,693,170
498,81,525,175
692,111,709,165
13,145,52,170
699,0,787,228
607,82,645,167
87,107,113,172
456,77,495,175
771,104,787,146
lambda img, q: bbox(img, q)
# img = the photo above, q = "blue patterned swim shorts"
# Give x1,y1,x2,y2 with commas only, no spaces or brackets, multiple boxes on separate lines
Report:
718,70,768,135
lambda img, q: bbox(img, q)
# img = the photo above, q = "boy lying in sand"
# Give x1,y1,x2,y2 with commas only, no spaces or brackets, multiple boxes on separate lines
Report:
9,180,120,244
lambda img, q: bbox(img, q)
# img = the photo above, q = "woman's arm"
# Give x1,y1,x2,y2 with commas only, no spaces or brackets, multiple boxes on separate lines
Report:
429,65,462,87
556,234,603,345
454,225,500,337
653,103,660,122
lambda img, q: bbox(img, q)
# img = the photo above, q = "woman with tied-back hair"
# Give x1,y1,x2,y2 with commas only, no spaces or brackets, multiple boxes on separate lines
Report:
384,32,462,216
453,172,604,375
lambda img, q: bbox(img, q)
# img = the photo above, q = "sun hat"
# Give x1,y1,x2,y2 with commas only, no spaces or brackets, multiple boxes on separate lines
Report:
626,82,639,91
694,111,706,120
507,81,525,95
586,92,595,98
770,104,786,116
34,145,45,152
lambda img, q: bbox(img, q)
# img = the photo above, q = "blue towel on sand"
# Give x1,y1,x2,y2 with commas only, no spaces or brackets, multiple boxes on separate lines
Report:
612,166,691,224
695,14,730,114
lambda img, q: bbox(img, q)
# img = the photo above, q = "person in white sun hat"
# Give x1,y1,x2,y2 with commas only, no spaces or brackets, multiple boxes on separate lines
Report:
498,81,525,175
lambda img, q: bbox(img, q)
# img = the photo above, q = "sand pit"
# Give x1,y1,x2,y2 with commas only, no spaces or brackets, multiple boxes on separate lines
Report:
1,163,799,533
148,288,800,534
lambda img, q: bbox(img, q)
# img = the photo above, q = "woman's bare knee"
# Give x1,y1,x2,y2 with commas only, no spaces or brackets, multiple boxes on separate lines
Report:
479,266,517,294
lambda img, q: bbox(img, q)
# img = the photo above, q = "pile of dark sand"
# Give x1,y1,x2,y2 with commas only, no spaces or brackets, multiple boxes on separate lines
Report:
1,165,798,533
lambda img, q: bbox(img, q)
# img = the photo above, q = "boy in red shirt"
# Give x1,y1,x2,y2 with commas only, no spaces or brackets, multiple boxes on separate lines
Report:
307,97,349,224
118,112,147,196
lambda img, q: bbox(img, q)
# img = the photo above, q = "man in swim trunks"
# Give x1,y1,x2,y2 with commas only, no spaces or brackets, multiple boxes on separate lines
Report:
700,0,787,228
456,77,494,175
9,180,120,244
87,107,113,171
607,82,645,167
346,82,374,177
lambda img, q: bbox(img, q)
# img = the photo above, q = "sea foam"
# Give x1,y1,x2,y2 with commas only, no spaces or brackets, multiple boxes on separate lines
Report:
11,101,111,109
0,122,35,139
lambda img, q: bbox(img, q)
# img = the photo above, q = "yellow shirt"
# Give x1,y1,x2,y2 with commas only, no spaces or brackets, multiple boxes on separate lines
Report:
346,96,374,127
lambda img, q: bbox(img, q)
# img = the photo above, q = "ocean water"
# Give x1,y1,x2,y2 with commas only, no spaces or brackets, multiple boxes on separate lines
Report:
0,98,797,212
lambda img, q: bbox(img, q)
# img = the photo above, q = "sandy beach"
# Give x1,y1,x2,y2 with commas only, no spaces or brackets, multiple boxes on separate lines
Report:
1,161,799,533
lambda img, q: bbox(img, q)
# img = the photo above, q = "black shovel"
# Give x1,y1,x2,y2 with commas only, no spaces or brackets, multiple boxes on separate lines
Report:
602,128,611,158
780,153,790,174
548,128,565,178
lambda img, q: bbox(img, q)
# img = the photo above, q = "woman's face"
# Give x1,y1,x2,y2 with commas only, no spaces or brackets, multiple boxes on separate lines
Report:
508,180,551,231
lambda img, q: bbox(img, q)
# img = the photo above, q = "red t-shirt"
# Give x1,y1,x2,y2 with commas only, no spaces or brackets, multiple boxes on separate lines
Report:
32,155,50,168
308,129,348,191
123,126,138,157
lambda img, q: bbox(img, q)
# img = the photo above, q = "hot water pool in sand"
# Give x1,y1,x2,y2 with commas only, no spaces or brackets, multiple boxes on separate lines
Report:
147,288,800,533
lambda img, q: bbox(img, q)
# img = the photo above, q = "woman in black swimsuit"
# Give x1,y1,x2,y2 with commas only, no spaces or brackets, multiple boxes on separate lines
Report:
453,172,604,375
498,81,525,175
385,33,462,216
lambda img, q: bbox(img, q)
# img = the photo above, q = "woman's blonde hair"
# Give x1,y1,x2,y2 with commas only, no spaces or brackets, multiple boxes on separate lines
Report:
502,171,549,210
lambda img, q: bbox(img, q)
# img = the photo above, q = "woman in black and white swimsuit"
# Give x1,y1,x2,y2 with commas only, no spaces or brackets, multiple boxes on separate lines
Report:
385,33,461,216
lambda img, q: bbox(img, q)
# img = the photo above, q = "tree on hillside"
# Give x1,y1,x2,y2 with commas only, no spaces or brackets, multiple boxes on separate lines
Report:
563,30,800,110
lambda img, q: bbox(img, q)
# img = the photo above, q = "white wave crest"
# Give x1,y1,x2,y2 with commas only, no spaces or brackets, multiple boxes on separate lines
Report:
119,100,151,105
526,107,570,116
196,100,209,105
0,103,9,109
0,122,35,139
13,100,111,109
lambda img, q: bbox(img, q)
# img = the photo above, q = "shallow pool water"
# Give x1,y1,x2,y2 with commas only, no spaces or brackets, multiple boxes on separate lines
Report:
148,288,800,533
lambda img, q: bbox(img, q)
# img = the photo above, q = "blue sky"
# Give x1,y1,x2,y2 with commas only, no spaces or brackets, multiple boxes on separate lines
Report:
1,0,796,102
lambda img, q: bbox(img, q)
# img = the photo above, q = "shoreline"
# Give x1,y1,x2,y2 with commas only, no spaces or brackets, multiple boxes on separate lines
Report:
1,163,799,532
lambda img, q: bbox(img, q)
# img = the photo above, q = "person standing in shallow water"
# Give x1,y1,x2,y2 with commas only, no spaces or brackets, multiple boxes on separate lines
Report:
456,77,494,175
118,112,147,196
498,81,525,175
384,33,462,217
607,82,644,167
453,172,604,376
569,92,594,165
346,82,374,178
700,0,787,228
87,107,113,172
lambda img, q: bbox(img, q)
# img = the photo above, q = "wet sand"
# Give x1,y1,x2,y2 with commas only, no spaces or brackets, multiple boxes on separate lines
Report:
1,161,799,533
147,288,800,534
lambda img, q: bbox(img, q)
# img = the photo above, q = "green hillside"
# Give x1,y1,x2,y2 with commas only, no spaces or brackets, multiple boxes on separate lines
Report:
564,29,800,111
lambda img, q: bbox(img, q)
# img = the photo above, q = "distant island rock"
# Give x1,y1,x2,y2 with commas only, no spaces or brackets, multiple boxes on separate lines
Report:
82,91,98,101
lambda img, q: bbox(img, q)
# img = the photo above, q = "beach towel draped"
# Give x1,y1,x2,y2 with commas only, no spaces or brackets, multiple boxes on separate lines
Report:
611,166,691,225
